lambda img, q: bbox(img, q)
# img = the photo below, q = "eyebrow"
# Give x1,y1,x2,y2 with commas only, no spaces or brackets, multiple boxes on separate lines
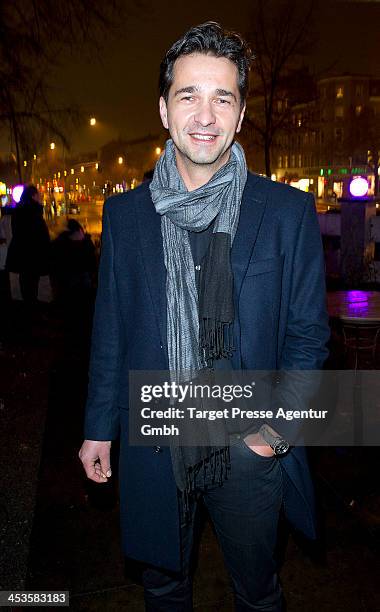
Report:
173,86,199,97
174,86,237,102
215,88,237,101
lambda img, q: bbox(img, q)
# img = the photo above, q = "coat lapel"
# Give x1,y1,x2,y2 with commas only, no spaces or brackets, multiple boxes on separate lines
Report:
134,173,270,362
231,173,270,298
135,187,168,357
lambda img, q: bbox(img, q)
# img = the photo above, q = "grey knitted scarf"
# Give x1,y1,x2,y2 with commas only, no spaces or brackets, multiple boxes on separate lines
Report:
150,139,247,508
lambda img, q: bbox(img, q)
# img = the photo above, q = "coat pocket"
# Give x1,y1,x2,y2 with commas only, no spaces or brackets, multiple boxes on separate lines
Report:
245,255,283,277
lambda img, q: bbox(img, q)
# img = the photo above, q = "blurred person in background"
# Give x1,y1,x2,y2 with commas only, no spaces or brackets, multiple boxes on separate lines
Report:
6,185,50,306
50,219,97,353
0,206,13,344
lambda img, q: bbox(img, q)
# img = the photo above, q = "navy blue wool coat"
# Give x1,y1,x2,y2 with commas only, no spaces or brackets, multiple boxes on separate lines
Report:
84,172,330,572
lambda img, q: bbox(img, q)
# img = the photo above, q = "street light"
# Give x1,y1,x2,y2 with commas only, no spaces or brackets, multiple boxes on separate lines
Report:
155,147,162,156
50,142,55,150
118,156,123,164
90,117,96,126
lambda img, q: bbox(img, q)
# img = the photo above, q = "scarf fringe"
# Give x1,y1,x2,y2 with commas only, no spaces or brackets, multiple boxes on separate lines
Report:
180,446,231,522
200,318,234,368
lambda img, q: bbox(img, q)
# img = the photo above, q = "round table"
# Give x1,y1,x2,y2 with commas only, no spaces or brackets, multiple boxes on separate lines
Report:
327,291,380,368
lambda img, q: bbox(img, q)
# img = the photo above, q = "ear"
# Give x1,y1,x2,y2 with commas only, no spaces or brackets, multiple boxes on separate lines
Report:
159,96,169,129
236,103,246,134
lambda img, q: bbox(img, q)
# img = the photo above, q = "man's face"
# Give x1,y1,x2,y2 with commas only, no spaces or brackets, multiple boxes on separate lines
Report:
159,53,245,175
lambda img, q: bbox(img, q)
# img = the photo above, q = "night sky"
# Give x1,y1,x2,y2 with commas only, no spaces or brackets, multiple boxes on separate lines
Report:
53,0,380,153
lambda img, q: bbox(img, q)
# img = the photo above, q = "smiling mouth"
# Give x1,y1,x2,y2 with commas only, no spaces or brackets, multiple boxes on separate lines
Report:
189,133,218,142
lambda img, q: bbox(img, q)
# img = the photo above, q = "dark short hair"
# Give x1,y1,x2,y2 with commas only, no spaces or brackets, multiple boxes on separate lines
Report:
19,184,38,206
67,219,83,233
159,22,253,108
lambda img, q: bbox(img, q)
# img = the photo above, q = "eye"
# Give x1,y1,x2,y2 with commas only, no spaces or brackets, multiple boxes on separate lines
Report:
181,96,194,102
216,98,231,105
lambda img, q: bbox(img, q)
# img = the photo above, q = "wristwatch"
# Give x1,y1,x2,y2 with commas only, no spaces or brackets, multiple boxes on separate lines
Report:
259,424,290,456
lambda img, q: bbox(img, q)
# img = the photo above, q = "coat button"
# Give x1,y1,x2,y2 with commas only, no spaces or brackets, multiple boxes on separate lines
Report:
195,265,201,271
154,445,162,453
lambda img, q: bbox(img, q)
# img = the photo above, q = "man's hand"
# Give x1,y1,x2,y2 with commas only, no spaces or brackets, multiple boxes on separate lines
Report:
243,432,275,457
79,440,112,483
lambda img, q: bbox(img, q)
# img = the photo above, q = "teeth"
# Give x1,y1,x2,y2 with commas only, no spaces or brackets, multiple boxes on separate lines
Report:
191,134,215,141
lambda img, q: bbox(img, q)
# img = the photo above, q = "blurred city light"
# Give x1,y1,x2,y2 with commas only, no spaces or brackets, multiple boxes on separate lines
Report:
155,147,162,156
90,117,96,126
118,156,123,164
81,166,85,173
50,142,55,150
71,168,74,174
12,185,24,203
349,176,369,198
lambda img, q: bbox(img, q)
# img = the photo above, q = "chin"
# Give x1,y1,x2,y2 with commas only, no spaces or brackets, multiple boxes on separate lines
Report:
187,149,226,166
190,155,220,165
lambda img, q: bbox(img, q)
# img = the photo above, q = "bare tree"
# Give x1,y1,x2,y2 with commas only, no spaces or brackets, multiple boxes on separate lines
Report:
0,0,124,182
244,0,316,177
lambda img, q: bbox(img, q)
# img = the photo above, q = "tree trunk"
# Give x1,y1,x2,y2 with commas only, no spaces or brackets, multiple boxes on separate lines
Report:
264,139,271,177
10,109,23,184
14,129,23,184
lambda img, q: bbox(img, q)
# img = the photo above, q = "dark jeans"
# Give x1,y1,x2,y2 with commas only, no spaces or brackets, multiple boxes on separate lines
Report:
143,437,284,611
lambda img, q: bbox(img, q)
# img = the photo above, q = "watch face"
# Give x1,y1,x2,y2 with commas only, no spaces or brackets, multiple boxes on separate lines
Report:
274,440,289,455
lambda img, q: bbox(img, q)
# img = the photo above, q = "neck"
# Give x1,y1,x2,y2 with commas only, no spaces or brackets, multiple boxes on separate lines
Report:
175,149,231,191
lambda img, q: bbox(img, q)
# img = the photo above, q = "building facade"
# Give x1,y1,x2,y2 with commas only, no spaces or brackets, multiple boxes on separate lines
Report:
248,74,380,200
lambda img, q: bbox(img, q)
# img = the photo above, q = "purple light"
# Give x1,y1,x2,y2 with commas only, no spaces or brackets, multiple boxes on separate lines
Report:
349,176,368,198
12,184,24,203
346,290,369,315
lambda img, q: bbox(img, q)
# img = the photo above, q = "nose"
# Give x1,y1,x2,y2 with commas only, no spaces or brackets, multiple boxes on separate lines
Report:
193,100,216,127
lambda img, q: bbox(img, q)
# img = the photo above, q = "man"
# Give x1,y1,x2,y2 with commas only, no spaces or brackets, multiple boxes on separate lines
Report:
79,22,329,611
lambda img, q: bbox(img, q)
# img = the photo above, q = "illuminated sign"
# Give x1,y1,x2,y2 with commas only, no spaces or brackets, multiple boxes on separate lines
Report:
349,176,369,198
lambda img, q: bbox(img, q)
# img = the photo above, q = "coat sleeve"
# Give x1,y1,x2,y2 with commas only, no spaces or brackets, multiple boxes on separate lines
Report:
84,202,121,440
282,193,330,370
269,193,330,442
